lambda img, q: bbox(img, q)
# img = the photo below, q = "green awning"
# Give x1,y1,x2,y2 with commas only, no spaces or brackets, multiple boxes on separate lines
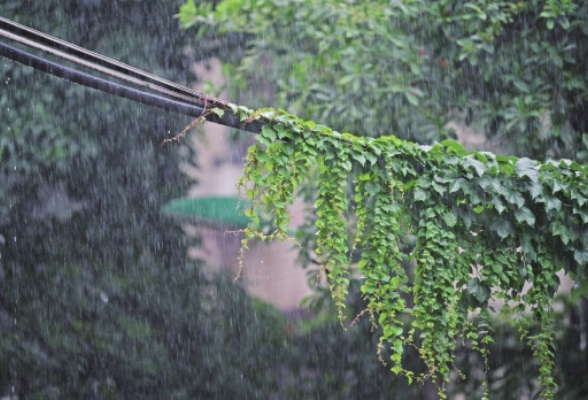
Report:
161,196,251,228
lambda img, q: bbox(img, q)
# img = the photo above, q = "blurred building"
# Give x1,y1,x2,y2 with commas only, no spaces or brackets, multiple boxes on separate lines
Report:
177,58,312,311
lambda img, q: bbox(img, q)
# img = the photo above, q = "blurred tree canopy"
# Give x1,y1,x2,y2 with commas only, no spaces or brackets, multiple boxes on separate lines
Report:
1,0,587,398
0,1,288,399
180,0,588,161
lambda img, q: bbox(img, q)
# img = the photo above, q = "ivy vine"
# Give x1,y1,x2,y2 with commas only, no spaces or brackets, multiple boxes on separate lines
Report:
216,104,588,399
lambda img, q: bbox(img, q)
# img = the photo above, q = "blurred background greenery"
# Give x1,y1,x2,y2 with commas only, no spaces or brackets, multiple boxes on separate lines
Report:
0,0,587,399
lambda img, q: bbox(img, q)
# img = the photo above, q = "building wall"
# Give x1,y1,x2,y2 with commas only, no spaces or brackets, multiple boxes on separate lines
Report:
184,58,312,311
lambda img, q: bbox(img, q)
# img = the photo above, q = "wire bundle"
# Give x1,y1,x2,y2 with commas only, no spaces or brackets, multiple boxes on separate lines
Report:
0,16,261,133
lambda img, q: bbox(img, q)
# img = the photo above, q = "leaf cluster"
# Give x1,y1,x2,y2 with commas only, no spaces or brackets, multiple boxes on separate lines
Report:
234,106,588,399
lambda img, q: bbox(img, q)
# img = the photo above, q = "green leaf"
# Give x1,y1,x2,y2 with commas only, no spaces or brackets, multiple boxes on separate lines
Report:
352,152,367,166
527,181,542,199
449,178,468,194
496,184,524,208
364,152,378,165
256,135,271,147
467,278,491,303
573,207,588,224
544,196,562,212
210,107,225,118
441,139,465,156
491,218,512,239
515,207,535,227
552,221,574,245
405,91,419,106
515,158,539,182
551,179,565,194
261,125,277,141
515,97,525,113
275,125,290,139
341,159,352,172
490,196,505,214
513,80,530,93
161,196,251,228
413,187,430,202
491,263,510,284
228,103,238,114
431,181,446,195
365,182,381,197
442,212,457,228
574,250,588,265
463,155,486,177
571,188,588,206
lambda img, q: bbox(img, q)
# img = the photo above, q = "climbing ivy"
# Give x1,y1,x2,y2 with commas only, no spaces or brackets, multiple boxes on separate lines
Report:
223,105,588,399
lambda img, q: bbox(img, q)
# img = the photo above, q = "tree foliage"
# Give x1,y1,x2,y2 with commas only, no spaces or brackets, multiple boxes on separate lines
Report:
179,0,588,161
0,2,288,399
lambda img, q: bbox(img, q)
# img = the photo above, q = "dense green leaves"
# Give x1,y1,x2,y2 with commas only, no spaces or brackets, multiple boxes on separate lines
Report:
233,106,588,399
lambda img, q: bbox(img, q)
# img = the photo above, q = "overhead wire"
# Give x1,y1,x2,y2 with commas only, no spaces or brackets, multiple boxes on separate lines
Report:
0,16,263,133
0,17,419,176
0,16,230,109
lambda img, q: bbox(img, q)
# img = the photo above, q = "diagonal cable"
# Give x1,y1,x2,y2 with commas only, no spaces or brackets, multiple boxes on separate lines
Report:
0,16,230,109
0,40,262,133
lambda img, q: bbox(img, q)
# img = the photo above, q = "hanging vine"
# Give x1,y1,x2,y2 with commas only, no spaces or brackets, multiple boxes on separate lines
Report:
217,105,588,399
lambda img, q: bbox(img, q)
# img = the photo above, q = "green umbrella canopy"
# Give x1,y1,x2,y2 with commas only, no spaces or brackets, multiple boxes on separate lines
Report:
161,196,251,229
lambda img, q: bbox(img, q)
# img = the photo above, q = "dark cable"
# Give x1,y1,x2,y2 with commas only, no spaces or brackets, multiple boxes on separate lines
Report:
0,16,229,108
0,25,213,106
0,41,262,133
